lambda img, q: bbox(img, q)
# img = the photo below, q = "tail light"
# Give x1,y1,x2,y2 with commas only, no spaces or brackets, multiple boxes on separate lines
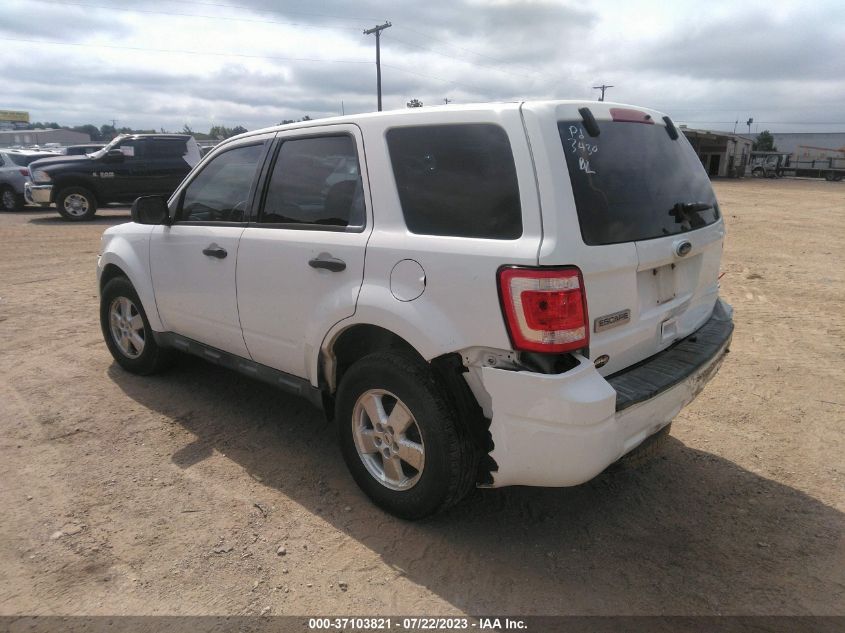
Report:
498,266,589,353
19,169,29,177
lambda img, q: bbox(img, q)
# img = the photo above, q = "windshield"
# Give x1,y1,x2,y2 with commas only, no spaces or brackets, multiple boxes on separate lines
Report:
559,120,719,245
89,135,128,159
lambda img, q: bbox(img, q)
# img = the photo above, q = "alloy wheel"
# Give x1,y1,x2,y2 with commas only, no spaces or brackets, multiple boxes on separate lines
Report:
109,296,145,359
351,389,425,491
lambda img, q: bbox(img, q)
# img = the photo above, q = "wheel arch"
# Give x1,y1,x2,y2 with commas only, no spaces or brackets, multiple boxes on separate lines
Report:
98,246,163,331
322,323,422,394
53,176,103,204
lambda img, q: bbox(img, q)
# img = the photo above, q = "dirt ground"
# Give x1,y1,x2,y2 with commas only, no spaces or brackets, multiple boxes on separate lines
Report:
0,178,843,616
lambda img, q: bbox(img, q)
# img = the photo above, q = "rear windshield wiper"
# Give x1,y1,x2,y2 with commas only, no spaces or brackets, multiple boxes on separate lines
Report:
670,202,713,229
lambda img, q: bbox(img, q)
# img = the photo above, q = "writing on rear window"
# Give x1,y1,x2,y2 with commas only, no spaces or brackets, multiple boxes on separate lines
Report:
565,124,599,175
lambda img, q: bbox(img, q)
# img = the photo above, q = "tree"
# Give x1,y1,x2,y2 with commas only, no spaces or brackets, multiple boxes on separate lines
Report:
753,130,777,152
279,116,313,125
207,125,248,140
406,98,424,108
99,124,117,140
72,124,102,141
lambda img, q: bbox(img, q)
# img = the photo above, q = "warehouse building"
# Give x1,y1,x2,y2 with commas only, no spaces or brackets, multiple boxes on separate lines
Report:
0,128,91,148
769,132,845,160
680,127,754,178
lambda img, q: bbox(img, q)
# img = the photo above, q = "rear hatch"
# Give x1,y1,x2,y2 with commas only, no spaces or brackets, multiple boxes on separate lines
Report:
522,101,725,375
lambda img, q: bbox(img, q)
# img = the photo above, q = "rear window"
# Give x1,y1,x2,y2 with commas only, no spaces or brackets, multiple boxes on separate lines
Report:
559,120,719,245
147,139,188,159
386,123,522,239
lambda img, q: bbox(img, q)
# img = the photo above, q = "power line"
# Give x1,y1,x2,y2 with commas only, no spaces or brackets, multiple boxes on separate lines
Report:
394,24,543,78
0,35,492,97
381,33,543,83
30,0,362,31
160,0,379,22
0,36,372,64
381,63,492,96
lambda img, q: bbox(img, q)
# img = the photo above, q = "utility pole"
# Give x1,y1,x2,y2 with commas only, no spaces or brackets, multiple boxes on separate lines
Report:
363,21,392,111
444,97,452,105
592,84,613,101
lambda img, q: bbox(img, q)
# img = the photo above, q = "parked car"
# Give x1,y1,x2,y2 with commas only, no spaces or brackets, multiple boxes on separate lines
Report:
25,134,201,221
0,149,60,211
97,101,734,518
64,143,106,156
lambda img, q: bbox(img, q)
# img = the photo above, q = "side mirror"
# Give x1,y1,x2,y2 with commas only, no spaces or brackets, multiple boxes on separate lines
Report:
105,149,125,162
131,196,170,225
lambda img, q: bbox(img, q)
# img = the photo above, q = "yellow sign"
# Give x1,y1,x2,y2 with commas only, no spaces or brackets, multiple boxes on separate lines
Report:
0,110,30,123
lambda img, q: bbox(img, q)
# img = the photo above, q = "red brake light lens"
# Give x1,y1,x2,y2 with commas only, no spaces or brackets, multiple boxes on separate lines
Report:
19,168,29,176
498,267,589,353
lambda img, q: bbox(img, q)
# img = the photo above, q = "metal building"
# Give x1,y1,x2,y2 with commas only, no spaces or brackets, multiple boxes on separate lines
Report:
0,128,91,148
680,127,754,178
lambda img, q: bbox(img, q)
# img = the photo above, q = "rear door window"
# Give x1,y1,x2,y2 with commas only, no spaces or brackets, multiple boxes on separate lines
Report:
559,120,719,245
258,135,364,230
386,123,522,239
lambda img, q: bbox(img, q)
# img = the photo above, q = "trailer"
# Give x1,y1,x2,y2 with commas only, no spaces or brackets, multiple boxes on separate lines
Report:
750,150,844,181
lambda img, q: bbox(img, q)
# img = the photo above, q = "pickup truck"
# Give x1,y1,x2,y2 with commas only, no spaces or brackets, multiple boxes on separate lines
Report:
26,134,201,220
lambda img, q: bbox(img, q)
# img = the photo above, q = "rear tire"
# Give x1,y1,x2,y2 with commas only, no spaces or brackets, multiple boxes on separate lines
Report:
1,186,23,212
336,350,478,519
100,276,174,375
57,186,98,221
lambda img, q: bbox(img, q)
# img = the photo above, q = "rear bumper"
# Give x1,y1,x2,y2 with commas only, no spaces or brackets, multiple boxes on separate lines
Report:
476,299,733,488
25,182,53,204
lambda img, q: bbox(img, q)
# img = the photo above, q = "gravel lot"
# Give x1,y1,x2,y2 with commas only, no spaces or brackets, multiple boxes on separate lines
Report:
1,179,843,616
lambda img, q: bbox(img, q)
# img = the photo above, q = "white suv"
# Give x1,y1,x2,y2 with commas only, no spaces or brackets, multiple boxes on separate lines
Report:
97,101,733,518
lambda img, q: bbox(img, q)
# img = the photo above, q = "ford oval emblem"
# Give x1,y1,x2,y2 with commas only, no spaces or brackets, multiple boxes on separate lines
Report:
675,240,693,257
594,354,610,368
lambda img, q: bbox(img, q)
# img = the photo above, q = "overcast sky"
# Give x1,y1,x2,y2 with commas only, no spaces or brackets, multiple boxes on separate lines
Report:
4,0,844,134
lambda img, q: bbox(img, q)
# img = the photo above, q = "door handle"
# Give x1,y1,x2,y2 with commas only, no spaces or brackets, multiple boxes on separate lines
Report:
308,254,346,272
202,244,227,259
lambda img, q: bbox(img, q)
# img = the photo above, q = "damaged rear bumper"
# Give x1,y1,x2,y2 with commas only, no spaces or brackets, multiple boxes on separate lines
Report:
471,299,733,488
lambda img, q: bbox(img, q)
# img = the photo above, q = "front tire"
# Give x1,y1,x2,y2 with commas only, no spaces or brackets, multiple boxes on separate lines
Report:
336,351,477,519
57,186,98,221
100,276,174,375
1,186,24,212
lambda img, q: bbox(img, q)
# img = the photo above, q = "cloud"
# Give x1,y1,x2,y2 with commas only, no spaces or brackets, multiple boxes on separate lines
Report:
624,7,844,81
1,0,843,132
0,1,130,40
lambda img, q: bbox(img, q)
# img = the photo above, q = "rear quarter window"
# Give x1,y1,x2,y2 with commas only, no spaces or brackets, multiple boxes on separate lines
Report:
386,123,522,239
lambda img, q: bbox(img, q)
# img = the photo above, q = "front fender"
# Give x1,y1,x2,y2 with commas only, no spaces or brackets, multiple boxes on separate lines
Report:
98,225,161,331
53,175,101,201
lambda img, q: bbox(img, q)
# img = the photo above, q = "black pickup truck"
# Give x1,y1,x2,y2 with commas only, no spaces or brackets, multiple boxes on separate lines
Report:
25,134,201,221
